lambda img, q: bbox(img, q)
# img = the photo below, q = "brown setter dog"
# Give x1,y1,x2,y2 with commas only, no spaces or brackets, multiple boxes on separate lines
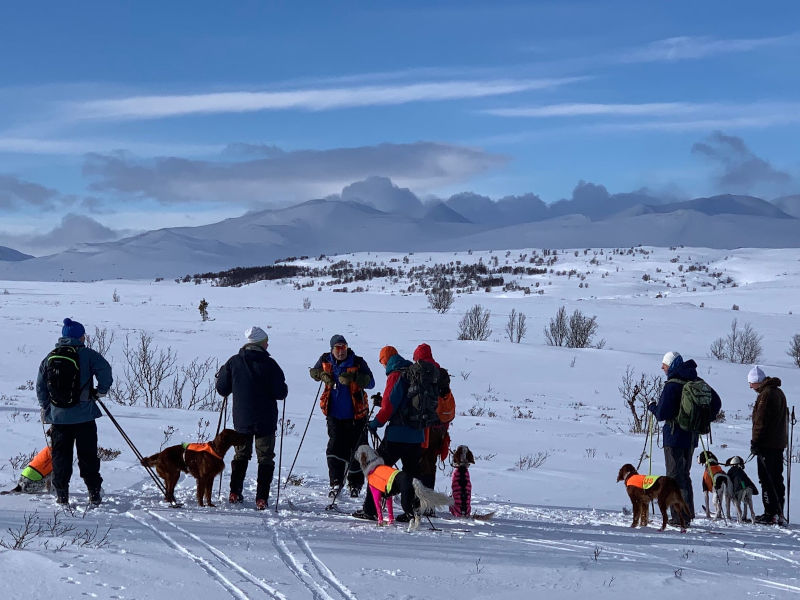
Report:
616,463,690,532
141,428,249,506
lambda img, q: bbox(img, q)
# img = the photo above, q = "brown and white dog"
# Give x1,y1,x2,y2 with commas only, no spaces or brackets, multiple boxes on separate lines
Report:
141,428,250,506
617,463,690,531
355,445,452,531
697,450,738,521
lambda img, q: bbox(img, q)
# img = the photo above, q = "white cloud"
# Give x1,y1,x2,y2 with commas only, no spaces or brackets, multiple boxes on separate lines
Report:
484,102,701,118
617,33,797,63
71,78,583,121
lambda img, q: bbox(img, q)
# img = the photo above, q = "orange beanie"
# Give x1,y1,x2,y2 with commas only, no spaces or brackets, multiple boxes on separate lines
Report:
379,345,398,365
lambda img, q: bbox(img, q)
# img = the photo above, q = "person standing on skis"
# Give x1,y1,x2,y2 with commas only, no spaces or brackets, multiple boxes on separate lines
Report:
216,326,287,510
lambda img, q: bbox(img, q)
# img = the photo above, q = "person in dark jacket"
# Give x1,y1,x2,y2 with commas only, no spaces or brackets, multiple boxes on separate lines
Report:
37,318,113,505
748,365,788,524
648,351,721,526
414,343,453,490
216,326,288,510
354,346,425,521
309,334,374,498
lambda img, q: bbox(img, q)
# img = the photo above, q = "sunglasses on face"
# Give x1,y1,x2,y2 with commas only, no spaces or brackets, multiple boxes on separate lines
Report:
333,344,348,350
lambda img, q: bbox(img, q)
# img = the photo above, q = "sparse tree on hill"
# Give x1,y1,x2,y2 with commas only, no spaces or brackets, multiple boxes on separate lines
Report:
458,304,492,341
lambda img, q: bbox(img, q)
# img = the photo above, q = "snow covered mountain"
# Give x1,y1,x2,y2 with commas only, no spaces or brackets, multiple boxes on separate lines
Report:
1,195,798,281
0,245,33,261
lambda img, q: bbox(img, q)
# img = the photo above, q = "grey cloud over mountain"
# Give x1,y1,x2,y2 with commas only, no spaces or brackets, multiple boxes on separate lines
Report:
82,142,506,207
0,213,128,256
0,174,61,210
692,131,794,194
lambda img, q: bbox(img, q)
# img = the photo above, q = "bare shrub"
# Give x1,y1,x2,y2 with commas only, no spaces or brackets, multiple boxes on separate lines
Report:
111,332,177,407
544,306,568,346
788,334,800,368
457,304,492,341
505,309,527,343
112,289,120,303
170,357,220,410
515,451,549,470
302,297,312,310
428,287,455,314
85,326,115,356
619,366,664,433
97,447,121,461
709,319,763,364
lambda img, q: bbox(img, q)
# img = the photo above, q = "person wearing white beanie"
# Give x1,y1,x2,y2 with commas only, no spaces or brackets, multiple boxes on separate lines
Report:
215,326,287,510
748,365,788,524
648,350,722,527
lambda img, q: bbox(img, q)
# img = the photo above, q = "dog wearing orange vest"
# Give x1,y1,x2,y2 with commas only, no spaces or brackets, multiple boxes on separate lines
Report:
697,450,737,521
617,463,690,531
355,444,452,531
141,428,249,506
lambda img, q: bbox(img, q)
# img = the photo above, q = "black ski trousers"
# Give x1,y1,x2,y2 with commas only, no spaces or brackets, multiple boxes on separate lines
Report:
51,420,102,495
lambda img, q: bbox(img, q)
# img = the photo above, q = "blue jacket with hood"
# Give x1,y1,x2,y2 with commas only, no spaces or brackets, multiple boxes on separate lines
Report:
648,356,722,449
37,337,113,425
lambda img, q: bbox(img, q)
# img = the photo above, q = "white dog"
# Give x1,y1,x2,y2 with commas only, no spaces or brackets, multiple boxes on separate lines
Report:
355,445,452,531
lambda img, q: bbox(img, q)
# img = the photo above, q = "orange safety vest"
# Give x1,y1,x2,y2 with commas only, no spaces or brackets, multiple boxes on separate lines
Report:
367,465,400,495
319,362,369,419
626,474,660,490
702,464,724,491
21,446,53,481
183,442,222,460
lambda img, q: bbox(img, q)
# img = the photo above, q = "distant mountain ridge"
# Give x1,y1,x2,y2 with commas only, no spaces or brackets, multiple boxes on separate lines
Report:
0,192,797,281
0,245,33,261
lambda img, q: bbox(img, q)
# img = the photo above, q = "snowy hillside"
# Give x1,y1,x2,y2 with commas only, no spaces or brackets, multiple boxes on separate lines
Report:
1,246,800,599
1,196,800,281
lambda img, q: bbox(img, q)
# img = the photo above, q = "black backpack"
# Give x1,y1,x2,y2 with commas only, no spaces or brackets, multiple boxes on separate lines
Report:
400,360,441,429
45,346,84,408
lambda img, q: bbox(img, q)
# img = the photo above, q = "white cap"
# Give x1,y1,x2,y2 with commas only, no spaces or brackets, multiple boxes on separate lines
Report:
662,351,680,368
244,326,268,343
747,365,765,384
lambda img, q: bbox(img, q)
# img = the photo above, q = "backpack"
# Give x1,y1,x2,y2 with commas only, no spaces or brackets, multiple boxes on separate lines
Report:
669,378,714,435
45,346,83,408
400,360,441,429
436,368,456,424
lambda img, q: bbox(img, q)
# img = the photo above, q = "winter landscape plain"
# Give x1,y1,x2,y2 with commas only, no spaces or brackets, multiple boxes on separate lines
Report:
1,245,799,599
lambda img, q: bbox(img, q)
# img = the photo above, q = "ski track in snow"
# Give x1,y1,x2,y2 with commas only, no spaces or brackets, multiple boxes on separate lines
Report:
126,510,286,600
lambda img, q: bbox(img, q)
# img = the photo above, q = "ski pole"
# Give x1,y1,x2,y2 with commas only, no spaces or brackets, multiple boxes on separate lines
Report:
216,395,229,500
275,397,287,513
787,407,795,524
284,382,322,487
757,453,787,524
326,406,376,511
96,397,169,499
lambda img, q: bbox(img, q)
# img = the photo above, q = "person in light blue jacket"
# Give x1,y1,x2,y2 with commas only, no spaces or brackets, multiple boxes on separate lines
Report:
36,318,112,505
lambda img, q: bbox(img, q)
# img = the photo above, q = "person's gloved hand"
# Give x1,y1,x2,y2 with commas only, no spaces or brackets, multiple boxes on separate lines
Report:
40,408,48,423
338,372,356,385
309,367,322,381
96,391,107,398
648,402,657,413
371,392,382,407
368,418,381,432
750,441,760,456
320,372,334,386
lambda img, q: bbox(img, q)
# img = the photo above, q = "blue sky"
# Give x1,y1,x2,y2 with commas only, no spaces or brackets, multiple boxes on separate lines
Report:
1,1,799,254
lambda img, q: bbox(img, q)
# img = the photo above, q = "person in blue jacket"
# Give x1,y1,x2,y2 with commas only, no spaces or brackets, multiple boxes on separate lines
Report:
37,318,113,505
648,351,721,526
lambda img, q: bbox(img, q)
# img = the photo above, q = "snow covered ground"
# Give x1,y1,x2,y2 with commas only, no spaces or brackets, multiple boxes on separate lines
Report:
1,246,799,599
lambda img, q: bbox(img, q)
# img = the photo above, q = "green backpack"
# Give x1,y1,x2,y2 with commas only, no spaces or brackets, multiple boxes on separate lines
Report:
669,378,714,435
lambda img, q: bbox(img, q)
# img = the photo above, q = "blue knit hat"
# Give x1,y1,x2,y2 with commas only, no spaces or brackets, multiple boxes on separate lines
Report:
62,318,85,339
330,334,347,348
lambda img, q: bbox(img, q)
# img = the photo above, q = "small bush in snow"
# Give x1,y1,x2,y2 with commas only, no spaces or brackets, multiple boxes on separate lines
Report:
457,304,492,341
544,306,604,348
112,289,120,303
303,297,311,310
198,298,209,321
709,319,763,364
427,287,454,314
505,308,527,343
97,447,121,461
515,451,549,470
619,366,663,433
788,334,800,368
85,326,115,357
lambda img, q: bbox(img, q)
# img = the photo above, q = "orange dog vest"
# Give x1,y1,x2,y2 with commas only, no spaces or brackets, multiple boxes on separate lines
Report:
626,474,660,490
182,442,222,460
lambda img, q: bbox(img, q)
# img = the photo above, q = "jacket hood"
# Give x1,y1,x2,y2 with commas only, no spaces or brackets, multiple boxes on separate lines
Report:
670,358,698,380
412,343,440,367
762,376,782,388
385,353,411,375
57,336,84,347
